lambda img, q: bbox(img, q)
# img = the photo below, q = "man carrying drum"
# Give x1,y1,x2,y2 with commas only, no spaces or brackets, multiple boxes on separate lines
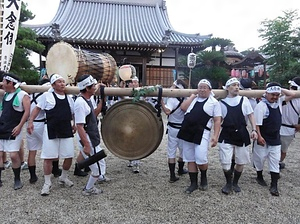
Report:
28,74,76,196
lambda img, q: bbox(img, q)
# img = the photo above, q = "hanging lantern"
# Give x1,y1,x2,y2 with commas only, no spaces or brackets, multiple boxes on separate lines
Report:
242,70,247,78
258,68,264,77
235,70,241,78
231,69,235,77
187,53,197,68
250,70,255,78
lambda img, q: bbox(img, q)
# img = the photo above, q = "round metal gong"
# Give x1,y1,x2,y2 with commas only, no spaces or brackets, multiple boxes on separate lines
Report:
101,99,164,160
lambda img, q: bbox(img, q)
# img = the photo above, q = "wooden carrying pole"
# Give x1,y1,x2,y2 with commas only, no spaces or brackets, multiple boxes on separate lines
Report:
15,85,300,99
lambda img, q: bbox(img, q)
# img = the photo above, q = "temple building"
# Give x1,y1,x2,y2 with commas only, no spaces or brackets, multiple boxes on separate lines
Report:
23,0,211,86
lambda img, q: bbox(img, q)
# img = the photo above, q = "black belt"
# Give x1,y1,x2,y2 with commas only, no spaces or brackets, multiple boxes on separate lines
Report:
167,122,182,129
282,123,295,128
34,119,46,122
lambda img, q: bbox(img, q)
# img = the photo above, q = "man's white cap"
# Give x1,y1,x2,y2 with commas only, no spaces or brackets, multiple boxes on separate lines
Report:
223,77,240,89
50,74,64,84
198,79,212,89
77,75,97,90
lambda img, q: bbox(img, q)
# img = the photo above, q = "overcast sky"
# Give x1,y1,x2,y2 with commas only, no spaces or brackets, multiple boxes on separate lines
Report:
23,0,300,51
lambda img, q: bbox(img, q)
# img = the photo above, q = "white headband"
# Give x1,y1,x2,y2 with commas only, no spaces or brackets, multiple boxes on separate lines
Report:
288,80,300,90
77,75,97,90
50,74,64,84
132,76,139,82
266,86,281,93
173,80,184,89
3,75,21,88
198,79,212,89
225,78,239,87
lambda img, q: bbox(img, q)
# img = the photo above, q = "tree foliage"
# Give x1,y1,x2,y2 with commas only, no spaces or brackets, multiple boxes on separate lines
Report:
10,2,45,84
259,10,300,84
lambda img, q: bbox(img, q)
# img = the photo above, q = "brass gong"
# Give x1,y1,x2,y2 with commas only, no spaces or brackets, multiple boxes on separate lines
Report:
101,99,164,160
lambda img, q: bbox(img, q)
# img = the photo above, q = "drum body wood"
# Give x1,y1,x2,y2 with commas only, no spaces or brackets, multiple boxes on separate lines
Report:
46,42,117,84
101,99,164,160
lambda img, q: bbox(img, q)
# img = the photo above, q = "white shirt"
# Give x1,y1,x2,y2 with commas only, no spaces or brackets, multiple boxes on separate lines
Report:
220,95,254,118
74,96,96,124
254,96,285,126
165,97,185,124
186,95,222,131
280,98,300,136
37,91,74,114
2,90,28,112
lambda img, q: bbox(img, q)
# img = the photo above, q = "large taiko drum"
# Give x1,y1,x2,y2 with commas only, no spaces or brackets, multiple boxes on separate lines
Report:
101,99,164,160
46,41,117,84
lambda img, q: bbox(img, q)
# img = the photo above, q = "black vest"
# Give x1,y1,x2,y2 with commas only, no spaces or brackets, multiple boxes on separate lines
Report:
81,96,100,147
219,97,251,147
260,103,281,146
0,91,24,140
177,99,212,145
45,92,73,139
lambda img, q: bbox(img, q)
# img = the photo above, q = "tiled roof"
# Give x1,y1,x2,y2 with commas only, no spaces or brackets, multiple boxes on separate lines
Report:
23,0,211,49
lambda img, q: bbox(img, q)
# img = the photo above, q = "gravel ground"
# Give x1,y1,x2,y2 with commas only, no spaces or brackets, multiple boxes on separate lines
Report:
1,114,300,224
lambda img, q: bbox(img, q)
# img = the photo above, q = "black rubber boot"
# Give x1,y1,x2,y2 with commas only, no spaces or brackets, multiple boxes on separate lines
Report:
178,161,188,175
52,160,62,177
222,170,232,195
230,159,235,174
270,172,280,196
185,172,198,194
168,163,179,183
199,169,208,191
84,166,91,173
232,170,242,192
0,167,4,187
74,163,88,177
256,170,267,186
28,165,38,184
13,167,23,190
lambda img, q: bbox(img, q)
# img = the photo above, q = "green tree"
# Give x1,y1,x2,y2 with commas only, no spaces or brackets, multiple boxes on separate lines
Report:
258,10,300,85
10,2,45,84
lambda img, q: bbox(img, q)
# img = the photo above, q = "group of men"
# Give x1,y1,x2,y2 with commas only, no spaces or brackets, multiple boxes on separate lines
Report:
0,71,299,197
0,72,108,196
162,76,298,197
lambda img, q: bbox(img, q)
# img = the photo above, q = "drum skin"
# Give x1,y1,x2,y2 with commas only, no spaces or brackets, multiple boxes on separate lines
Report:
46,41,117,84
101,99,164,160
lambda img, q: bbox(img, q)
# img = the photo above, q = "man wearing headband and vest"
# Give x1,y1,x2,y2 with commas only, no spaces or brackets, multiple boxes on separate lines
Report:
0,73,30,189
74,74,105,196
161,79,188,183
253,82,295,196
279,77,300,170
28,74,76,196
218,77,257,195
177,79,221,194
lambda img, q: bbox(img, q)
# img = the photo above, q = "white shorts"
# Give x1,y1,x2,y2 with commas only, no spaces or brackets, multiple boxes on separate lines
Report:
252,141,280,173
218,141,251,166
41,125,74,159
78,137,104,177
0,132,23,152
167,127,183,159
26,122,44,151
182,138,209,165
280,135,294,153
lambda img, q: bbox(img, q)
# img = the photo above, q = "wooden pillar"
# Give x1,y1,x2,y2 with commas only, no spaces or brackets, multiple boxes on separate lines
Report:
174,47,179,80
142,56,147,86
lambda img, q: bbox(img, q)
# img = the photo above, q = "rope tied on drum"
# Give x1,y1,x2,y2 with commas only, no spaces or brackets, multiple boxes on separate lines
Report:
131,85,163,117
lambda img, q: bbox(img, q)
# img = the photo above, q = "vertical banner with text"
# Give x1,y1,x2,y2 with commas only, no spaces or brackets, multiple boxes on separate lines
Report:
1,0,22,72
